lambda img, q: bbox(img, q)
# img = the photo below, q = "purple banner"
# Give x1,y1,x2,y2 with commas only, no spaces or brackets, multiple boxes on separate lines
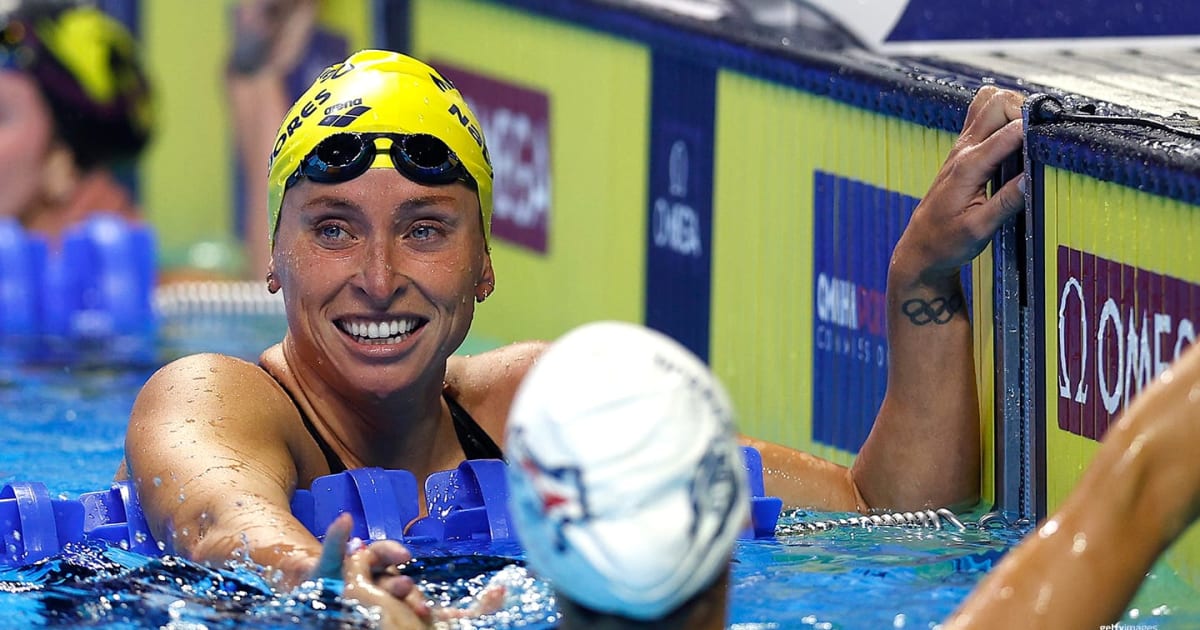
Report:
1056,246,1198,440
435,63,552,254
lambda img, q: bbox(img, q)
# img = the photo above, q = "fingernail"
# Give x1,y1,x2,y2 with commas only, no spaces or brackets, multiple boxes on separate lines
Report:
1018,176,1027,196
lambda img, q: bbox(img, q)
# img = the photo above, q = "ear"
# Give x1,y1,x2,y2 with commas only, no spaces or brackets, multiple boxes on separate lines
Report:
475,255,495,303
266,260,281,294
39,144,79,205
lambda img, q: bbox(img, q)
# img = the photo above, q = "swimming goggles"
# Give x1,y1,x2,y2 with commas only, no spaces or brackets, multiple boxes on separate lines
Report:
284,132,476,191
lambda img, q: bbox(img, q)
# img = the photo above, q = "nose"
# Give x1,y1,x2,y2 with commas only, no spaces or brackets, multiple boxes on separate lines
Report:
355,236,406,305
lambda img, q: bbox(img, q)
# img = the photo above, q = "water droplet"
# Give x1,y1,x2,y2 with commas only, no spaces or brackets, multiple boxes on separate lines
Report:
153,477,162,487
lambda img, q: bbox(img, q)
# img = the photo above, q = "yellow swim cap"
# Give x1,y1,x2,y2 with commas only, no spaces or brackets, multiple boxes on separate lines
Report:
267,50,493,247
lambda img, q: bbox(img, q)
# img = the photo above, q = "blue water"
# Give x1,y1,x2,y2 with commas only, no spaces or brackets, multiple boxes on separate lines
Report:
0,313,1197,628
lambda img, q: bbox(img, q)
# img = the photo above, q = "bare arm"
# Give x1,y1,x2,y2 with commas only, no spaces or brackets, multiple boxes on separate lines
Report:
226,0,317,278
120,352,322,586
947,341,1200,629
227,72,288,279
851,86,1026,510
755,87,1026,512
744,436,866,512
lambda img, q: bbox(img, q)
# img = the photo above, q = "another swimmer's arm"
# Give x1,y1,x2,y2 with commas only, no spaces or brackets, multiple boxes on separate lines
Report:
122,353,323,587
742,436,865,512
946,342,1200,629
851,87,1025,511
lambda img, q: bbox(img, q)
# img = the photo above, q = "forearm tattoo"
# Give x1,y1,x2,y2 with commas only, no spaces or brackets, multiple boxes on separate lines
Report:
901,294,964,325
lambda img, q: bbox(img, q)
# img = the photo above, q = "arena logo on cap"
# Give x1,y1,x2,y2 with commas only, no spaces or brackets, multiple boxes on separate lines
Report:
433,61,551,253
1056,246,1197,440
319,104,371,128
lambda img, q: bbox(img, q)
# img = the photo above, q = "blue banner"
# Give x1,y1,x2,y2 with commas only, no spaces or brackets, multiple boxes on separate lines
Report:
811,171,976,452
812,173,912,453
644,54,716,362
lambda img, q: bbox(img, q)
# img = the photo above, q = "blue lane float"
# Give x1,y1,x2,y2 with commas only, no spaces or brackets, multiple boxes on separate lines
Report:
0,213,156,343
0,448,783,567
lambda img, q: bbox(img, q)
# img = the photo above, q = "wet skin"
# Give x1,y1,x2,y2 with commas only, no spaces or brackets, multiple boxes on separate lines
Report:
270,168,494,403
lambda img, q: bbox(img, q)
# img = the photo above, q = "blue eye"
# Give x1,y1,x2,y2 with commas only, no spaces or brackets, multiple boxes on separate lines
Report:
319,224,346,240
411,225,439,240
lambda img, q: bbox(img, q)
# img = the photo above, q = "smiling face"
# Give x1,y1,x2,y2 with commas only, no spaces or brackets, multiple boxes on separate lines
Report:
0,71,56,221
272,168,494,400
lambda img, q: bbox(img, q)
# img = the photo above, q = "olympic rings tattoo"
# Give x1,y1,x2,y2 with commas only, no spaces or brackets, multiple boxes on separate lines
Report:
901,294,964,325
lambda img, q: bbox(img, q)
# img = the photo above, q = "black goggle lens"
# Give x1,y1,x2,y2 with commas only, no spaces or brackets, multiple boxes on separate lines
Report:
288,132,471,190
394,134,461,184
305,133,373,182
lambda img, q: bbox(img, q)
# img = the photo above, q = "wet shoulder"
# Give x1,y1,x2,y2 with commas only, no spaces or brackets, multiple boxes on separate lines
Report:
134,352,294,421
444,340,549,447
124,352,303,481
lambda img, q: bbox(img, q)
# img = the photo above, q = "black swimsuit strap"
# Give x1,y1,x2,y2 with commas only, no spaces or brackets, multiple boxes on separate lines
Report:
270,365,503,477
272,375,348,475
445,393,505,461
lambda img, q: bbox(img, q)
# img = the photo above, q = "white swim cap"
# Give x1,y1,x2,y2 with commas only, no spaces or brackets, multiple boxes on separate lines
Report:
505,321,749,621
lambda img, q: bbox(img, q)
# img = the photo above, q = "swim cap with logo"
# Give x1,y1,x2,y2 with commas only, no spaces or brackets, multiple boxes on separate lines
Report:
266,49,493,248
0,2,153,170
505,321,750,621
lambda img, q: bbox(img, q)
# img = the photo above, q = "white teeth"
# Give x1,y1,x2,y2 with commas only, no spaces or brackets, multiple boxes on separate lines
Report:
340,318,418,342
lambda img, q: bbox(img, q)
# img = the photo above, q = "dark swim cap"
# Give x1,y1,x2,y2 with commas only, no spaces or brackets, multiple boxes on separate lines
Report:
0,2,153,170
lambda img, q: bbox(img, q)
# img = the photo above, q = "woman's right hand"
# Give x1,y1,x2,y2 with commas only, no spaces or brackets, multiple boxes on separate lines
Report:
314,514,509,627
314,514,433,628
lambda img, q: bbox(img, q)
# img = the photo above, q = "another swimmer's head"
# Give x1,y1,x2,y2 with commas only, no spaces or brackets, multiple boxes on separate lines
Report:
506,321,750,623
266,49,493,250
0,1,153,171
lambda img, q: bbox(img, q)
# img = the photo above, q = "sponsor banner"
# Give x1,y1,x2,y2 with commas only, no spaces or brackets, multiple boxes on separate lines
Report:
1056,246,1198,440
812,172,917,453
436,62,552,254
644,54,716,361
811,171,974,453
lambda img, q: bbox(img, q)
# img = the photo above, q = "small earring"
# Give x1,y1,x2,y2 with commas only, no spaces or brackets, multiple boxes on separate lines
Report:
475,281,493,304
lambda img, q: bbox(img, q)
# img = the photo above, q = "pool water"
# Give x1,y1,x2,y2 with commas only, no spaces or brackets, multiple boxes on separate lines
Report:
1,313,1197,628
